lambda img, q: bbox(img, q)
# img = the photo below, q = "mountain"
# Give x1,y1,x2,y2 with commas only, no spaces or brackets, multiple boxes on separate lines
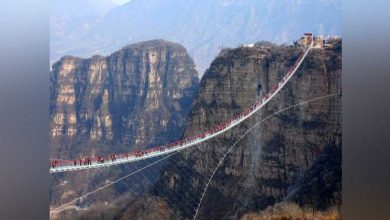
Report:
51,0,117,18
133,39,341,219
49,40,199,218
50,0,342,76
50,0,119,63
50,39,199,156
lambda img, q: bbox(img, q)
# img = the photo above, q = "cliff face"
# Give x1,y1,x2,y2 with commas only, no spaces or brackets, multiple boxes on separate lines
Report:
49,40,199,211
153,40,342,219
50,39,199,157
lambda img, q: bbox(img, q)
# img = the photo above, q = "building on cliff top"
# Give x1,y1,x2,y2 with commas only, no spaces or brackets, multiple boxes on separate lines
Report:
313,36,325,49
300,33,341,49
242,43,255,48
300,32,313,47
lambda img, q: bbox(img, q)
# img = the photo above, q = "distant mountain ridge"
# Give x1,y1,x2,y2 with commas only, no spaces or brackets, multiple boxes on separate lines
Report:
51,0,341,76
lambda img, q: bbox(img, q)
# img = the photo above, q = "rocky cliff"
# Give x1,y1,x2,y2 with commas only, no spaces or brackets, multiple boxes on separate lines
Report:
50,40,199,214
50,39,199,157
149,40,342,219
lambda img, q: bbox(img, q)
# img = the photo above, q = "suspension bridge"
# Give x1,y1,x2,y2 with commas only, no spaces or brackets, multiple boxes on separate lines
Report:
50,40,313,174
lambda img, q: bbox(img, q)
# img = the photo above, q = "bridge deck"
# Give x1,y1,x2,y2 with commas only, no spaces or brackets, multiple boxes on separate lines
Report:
50,42,313,173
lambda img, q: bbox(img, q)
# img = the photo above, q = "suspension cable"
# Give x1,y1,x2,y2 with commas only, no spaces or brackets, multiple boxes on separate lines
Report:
194,93,340,219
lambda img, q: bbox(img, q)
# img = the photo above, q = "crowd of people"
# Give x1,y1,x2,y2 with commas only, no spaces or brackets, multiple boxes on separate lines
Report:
51,153,119,169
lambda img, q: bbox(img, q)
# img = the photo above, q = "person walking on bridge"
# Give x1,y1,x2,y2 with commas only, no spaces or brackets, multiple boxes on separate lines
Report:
111,154,117,162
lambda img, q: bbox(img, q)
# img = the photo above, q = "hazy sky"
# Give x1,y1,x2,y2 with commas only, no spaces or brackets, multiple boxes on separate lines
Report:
111,0,131,5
